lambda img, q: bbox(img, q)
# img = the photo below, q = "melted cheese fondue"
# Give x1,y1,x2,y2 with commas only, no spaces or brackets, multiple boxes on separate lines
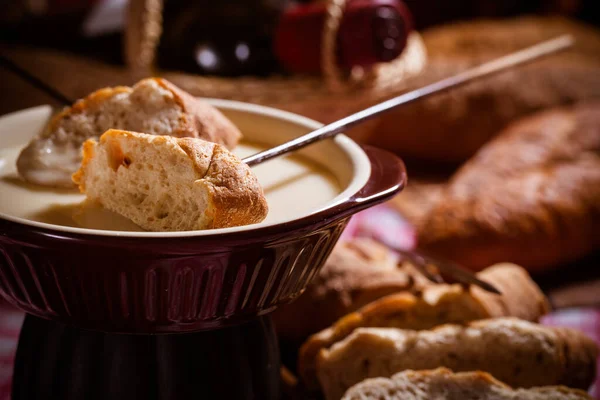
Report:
0,142,341,231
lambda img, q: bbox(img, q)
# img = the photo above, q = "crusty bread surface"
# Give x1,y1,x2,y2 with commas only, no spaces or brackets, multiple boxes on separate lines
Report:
273,238,431,342
298,263,549,389
17,77,241,188
361,16,600,163
342,368,593,400
315,318,598,400
72,129,267,231
416,102,600,272
388,177,446,227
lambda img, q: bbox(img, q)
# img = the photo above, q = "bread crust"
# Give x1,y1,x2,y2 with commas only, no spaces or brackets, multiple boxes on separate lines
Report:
417,102,600,272
48,78,241,146
189,140,269,229
272,238,430,342
365,16,600,163
316,318,598,400
73,129,267,231
342,368,593,400
298,263,549,390
552,327,600,390
154,78,241,147
388,178,445,226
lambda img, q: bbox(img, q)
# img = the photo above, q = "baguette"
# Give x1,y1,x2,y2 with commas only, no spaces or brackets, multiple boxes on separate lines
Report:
316,318,598,400
72,129,267,231
299,263,549,389
17,77,241,188
362,16,600,163
342,367,593,400
388,178,445,227
417,102,600,272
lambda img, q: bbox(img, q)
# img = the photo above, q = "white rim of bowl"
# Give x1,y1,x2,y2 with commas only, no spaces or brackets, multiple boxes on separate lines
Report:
0,100,371,237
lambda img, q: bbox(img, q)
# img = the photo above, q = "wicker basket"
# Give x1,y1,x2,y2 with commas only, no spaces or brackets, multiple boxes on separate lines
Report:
124,0,428,130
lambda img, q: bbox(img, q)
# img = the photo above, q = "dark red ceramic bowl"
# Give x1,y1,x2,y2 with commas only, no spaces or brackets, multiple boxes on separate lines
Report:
0,102,406,333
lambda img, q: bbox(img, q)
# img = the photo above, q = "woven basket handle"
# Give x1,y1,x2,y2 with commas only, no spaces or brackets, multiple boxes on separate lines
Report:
124,0,163,74
321,0,347,90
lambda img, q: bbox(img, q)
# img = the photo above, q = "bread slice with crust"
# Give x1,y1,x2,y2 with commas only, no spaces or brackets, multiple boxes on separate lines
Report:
272,238,431,342
72,129,267,231
316,318,598,400
17,77,241,188
299,263,550,389
342,368,593,400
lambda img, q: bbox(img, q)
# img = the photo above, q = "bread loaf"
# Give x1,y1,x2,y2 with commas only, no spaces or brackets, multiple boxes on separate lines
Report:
17,77,241,188
388,177,445,226
417,102,600,272
342,368,593,400
273,238,430,342
358,16,600,163
72,129,267,231
316,318,598,400
299,263,549,389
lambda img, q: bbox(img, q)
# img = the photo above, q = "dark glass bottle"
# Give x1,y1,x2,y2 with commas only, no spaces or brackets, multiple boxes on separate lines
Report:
157,0,289,77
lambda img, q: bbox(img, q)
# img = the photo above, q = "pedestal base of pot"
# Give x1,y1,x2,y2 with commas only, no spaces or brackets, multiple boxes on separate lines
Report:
12,314,280,400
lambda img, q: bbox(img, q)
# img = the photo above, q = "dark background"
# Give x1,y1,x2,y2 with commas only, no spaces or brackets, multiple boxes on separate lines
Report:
0,0,599,116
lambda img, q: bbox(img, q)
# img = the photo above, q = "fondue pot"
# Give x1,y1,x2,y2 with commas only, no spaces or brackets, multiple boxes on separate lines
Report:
0,101,406,399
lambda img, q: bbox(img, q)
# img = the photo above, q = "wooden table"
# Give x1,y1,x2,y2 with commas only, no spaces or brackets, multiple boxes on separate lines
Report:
0,43,136,115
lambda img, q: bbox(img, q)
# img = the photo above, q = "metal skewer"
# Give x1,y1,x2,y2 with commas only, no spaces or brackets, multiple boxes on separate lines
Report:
407,249,503,295
242,34,574,166
373,237,502,295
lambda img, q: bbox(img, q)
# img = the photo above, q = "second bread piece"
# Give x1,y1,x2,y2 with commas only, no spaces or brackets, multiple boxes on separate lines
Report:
72,129,268,231
342,368,593,400
17,77,242,188
316,318,598,400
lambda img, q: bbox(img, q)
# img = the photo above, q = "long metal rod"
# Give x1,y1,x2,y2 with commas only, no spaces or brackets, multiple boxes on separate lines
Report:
376,237,502,295
243,34,574,166
0,54,74,106
411,249,502,295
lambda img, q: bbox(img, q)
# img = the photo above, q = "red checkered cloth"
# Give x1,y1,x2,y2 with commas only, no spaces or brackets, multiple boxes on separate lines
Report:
0,205,597,398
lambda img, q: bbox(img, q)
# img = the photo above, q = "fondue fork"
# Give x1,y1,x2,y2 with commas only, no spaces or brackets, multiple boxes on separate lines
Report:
242,34,574,166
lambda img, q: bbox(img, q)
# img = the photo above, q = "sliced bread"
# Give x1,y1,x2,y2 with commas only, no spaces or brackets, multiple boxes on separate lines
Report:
17,77,241,188
299,263,550,389
272,238,431,342
72,129,267,231
342,368,593,400
316,318,598,400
